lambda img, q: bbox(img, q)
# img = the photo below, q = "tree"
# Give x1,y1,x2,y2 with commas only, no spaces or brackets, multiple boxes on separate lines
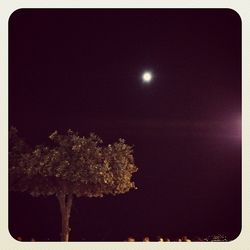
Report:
9,127,32,193
9,128,138,241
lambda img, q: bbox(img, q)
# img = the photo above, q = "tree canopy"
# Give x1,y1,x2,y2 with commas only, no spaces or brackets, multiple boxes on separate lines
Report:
10,128,138,198
9,128,138,241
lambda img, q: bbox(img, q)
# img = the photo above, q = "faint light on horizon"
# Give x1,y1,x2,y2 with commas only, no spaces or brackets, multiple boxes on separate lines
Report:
234,117,242,138
220,117,241,141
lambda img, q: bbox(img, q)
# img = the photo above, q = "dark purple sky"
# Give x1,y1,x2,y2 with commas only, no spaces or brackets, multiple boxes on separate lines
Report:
9,9,241,241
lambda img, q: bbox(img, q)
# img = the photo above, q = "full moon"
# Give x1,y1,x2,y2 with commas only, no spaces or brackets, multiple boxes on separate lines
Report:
142,71,153,83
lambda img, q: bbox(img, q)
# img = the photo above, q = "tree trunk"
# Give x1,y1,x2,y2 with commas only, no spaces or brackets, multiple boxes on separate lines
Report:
57,193,73,241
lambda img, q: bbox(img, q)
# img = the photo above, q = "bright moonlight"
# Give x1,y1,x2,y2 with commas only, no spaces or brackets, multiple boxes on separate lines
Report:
142,71,153,83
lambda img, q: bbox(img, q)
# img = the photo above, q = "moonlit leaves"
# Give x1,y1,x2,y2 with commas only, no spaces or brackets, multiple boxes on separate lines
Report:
9,129,138,198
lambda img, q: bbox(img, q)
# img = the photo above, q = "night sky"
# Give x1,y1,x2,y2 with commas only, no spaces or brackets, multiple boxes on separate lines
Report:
9,9,241,241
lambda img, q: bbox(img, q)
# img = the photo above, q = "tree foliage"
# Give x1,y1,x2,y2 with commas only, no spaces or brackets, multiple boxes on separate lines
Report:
9,128,138,241
9,127,32,193
10,129,138,197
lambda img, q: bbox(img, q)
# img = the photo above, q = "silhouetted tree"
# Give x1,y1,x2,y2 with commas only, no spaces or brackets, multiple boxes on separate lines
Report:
9,128,138,241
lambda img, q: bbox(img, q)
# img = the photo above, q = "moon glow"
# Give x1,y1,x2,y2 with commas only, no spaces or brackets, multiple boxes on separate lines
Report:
142,71,153,83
